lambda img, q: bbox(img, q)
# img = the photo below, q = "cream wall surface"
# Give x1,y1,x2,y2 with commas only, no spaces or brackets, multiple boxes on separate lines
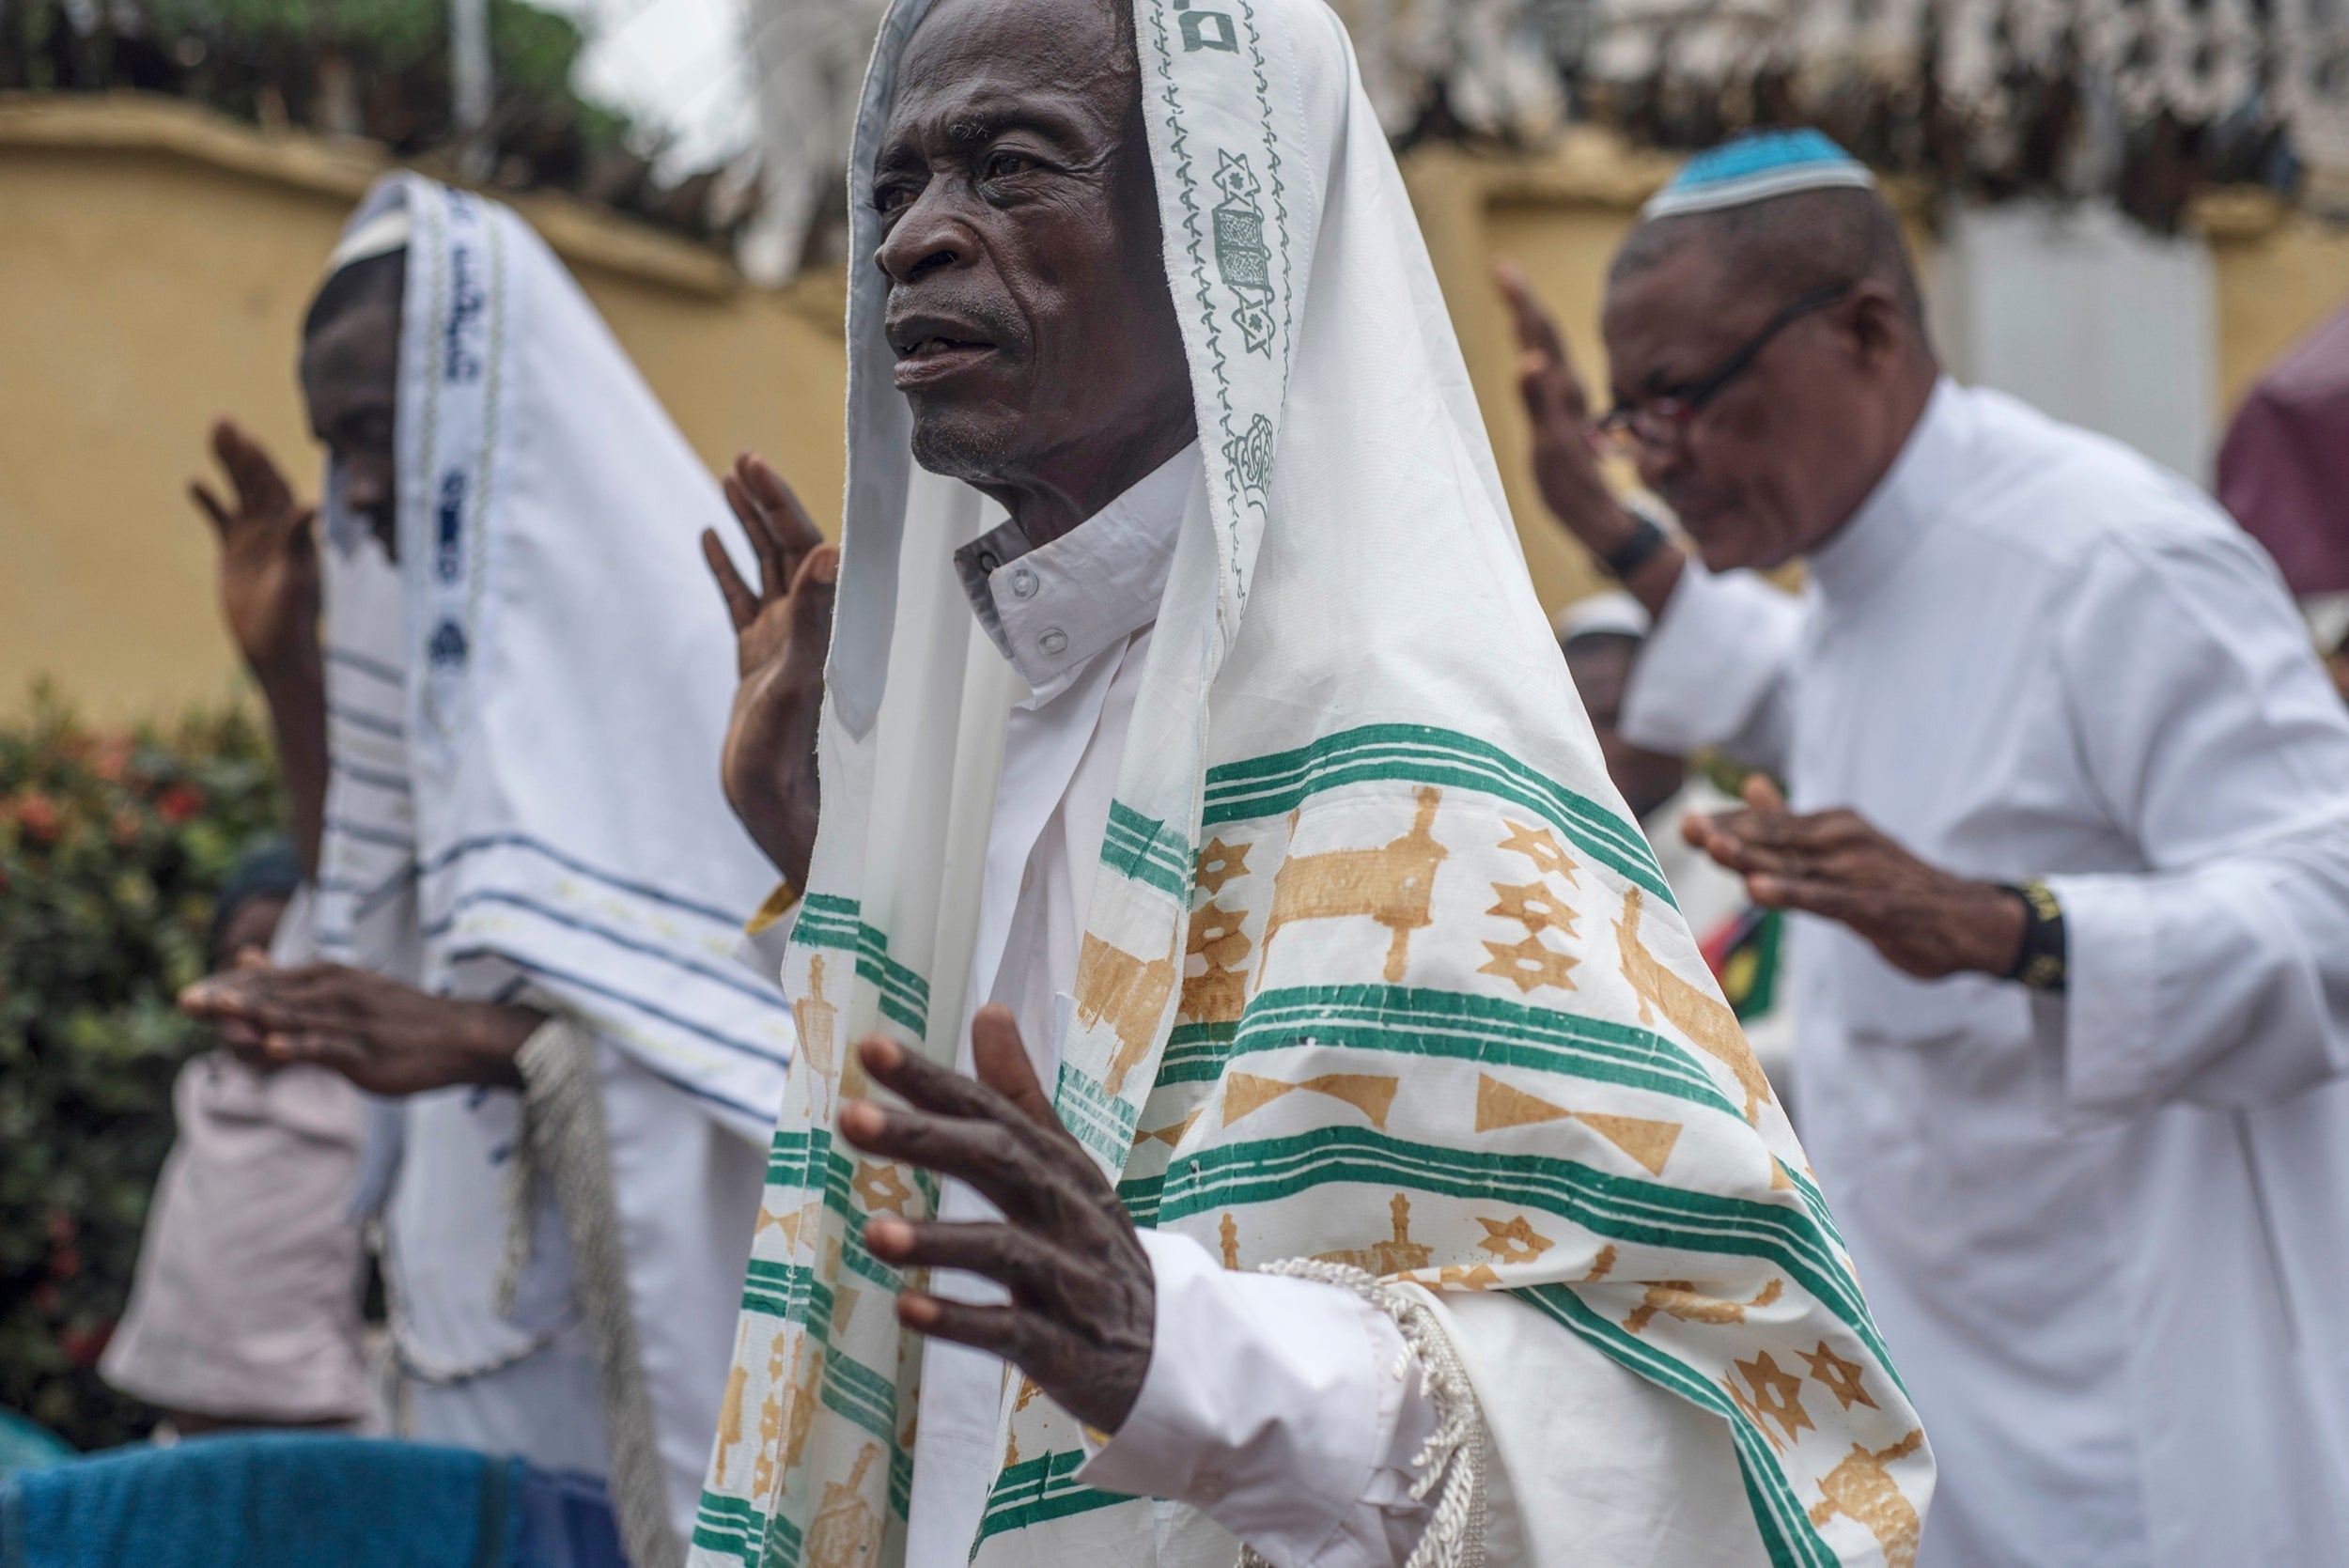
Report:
0,96,848,721
6,99,2346,719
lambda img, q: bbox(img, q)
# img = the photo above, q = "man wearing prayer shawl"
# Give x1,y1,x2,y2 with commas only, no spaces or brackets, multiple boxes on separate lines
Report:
688,5,1931,1565
1502,129,2349,1565
180,177,798,1568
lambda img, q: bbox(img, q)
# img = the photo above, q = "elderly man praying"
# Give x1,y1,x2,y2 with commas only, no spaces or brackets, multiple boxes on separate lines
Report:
1502,131,2349,1566
688,8,1930,1568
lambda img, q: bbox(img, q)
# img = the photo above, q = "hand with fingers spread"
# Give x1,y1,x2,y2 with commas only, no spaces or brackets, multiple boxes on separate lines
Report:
702,453,839,889
844,1006,1155,1434
180,961,543,1097
192,418,331,873
192,419,323,684
1494,260,1685,616
1684,775,2029,979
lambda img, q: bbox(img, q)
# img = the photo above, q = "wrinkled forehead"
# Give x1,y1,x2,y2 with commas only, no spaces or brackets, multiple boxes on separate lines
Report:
888,0,1136,140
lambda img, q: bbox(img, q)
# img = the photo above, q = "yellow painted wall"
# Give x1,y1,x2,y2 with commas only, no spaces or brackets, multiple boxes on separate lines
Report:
2204,202,2349,415
0,95,847,722
7,100,2346,720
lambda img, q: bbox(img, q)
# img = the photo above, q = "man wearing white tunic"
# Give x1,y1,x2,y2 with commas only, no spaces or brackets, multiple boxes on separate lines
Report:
689,8,1931,1567
1502,129,2349,1565
181,178,797,1568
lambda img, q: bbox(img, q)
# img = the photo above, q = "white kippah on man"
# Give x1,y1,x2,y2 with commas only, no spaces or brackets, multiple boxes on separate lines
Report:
688,6,1930,1567
1505,125,2349,1566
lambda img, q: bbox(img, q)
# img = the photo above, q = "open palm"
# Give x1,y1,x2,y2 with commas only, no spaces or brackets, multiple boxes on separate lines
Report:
191,419,320,680
701,453,836,886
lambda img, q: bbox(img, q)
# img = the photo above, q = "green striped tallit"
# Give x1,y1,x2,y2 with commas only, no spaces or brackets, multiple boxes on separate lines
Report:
689,0,1934,1563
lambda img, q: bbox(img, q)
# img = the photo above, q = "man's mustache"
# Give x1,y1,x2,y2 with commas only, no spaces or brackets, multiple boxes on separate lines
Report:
883,285,1026,358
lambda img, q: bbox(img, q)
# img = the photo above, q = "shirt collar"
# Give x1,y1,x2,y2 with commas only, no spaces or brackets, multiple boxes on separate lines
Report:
953,442,1201,697
1807,376,1967,604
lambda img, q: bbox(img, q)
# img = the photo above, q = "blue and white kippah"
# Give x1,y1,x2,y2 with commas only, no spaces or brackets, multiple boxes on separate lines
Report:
1641,128,1875,220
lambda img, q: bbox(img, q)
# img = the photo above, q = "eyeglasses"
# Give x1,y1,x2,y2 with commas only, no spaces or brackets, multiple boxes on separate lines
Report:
1596,282,1853,453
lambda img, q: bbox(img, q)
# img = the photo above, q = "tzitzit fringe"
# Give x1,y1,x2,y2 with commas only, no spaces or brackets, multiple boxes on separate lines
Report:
1236,1262,1487,1568
512,1017,686,1568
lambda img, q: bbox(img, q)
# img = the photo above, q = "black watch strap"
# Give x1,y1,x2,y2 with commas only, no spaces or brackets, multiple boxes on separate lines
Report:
1999,879,2067,992
1601,512,1671,581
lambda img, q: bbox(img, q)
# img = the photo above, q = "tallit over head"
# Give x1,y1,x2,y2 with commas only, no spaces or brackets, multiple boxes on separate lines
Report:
312,174,796,1136
693,5,1930,1565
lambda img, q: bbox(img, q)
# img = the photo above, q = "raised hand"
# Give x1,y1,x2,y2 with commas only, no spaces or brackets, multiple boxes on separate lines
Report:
1495,261,1620,539
702,454,837,889
1683,775,2028,980
192,417,331,874
191,419,322,683
181,960,541,1097
846,1008,1155,1434
1496,262,1684,613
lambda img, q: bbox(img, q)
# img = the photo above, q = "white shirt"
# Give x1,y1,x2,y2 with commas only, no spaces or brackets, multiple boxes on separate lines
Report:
900,445,1440,1568
1622,379,2349,1567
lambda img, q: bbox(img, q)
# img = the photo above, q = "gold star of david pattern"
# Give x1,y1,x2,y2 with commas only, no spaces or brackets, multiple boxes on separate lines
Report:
698,753,1926,1568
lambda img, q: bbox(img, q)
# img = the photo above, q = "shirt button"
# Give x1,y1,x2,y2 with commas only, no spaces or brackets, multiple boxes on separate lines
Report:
1192,1467,1231,1504
975,551,1000,574
1010,567,1039,599
1038,628,1069,658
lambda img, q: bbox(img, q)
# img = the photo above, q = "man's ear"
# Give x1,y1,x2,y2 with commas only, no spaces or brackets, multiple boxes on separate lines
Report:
1842,281,1909,375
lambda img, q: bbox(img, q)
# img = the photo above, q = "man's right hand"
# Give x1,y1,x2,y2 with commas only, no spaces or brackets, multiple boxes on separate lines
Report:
191,419,322,685
1495,262,1686,619
194,418,330,875
702,453,836,890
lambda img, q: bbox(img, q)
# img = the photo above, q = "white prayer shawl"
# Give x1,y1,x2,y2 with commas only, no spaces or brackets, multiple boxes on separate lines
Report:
318,175,797,1129
312,176,794,1545
691,4,1932,1566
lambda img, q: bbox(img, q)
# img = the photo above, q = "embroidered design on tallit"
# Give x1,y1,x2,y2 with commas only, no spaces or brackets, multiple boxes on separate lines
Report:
1210,150,1276,354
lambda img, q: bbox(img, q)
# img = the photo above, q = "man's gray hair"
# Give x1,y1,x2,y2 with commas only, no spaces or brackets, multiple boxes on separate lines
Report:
1610,184,1928,335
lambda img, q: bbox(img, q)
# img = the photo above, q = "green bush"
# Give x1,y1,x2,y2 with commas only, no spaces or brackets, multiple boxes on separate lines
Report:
0,685,283,1450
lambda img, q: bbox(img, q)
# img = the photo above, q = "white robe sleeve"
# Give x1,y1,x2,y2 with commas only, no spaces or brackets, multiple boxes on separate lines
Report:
1078,1230,1438,1568
2046,524,2349,1113
1616,564,1809,775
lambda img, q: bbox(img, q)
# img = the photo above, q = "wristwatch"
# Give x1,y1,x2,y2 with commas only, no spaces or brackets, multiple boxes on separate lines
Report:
1999,879,2067,993
1600,505,1672,582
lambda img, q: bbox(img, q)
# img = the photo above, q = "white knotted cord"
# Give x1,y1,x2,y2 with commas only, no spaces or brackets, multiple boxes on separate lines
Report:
1234,1261,1486,1568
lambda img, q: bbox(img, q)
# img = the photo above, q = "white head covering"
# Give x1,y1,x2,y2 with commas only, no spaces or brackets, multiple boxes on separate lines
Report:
325,208,412,272
1641,128,1877,220
692,7,1928,1565
312,174,795,1132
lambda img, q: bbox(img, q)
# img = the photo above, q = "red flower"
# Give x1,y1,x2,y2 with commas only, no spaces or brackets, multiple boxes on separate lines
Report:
157,782,205,824
15,791,59,843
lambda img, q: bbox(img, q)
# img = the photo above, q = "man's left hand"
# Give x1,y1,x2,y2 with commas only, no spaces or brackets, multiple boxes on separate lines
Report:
1686,776,2027,980
844,1006,1154,1435
180,961,542,1095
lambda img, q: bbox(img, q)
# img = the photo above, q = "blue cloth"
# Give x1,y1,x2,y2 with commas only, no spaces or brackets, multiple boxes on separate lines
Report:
1642,127,1875,218
0,1416,70,1482
514,1466,627,1568
0,1436,623,1568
